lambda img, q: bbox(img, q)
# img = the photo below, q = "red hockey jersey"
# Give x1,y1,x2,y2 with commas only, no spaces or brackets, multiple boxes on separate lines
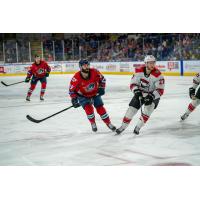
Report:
69,68,106,98
27,60,51,78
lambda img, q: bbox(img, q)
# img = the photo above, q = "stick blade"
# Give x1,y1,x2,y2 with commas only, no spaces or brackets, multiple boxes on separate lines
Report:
26,115,42,123
1,81,8,86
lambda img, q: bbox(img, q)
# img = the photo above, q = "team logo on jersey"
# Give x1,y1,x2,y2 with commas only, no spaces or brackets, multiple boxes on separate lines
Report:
140,78,150,89
86,83,95,91
37,68,44,74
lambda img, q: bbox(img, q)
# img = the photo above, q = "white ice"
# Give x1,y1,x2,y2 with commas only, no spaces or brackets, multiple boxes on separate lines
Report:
0,74,200,165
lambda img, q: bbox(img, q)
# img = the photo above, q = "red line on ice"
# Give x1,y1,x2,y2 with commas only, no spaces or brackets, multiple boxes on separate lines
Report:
97,152,134,165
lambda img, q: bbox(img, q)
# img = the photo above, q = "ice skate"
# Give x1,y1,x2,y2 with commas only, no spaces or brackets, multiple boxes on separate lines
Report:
180,113,189,121
40,96,44,101
133,126,140,135
107,123,116,131
26,96,30,101
91,123,97,132
115,126,125,135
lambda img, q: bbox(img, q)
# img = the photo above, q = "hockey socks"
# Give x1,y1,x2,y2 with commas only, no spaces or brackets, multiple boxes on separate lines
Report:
95,106,116,131
135,104,155,133
121,106,138,130
116,106,138,134
181,99,200,120
40,82,46,97
187,99,200,114
84,105,115,131
27,84,36,97
84,104,95,124
96,105,111,125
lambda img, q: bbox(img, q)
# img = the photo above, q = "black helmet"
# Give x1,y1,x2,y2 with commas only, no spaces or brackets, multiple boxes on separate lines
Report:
79,59,90,68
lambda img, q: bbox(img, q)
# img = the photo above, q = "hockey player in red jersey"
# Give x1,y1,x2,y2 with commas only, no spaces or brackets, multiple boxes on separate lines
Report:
116,55,165,135
181,73,200,120
69,59,116,132
25,55,51,101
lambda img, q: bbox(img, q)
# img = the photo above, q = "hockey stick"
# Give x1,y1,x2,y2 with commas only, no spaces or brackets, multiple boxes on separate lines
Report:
139,96,143,115
26,105,74,123
1,80,25,87
138,81,144,116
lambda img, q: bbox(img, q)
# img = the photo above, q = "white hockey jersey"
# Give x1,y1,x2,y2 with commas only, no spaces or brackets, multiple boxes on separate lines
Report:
193,73,200,89
130,66,165,99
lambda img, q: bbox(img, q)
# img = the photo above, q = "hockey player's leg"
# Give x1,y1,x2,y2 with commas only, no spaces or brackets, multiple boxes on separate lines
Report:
116,106,138,134
181,87,200,120
84,104,97,132
26,78,38,101
134,98,160,135
40,77,47,101
26,84,36,101
95,105,116,131
78,96,97,132
181,98,200,120
116,96,140,135
93,96,116,131
134,103,155,135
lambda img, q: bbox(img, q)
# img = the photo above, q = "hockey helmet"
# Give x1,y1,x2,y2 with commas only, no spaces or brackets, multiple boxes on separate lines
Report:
144,55,156,63
79,59,90,68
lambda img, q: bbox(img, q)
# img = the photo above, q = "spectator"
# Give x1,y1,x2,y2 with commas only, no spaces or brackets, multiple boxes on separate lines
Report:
2,33,200,63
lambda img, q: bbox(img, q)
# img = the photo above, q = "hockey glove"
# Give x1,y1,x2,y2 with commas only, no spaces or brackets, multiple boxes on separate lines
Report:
46,72,50,77
71,98,80,108
189,87,195,99
134,89,142,99
25,77,30,83
144,93,155,106
97,87,105,96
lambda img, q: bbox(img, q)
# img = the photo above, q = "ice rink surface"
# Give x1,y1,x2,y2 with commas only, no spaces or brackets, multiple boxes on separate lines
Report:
0,74,200,166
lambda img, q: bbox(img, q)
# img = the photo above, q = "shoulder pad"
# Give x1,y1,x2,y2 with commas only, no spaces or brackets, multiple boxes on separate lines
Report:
73,71,81,78
151,68,161,77
135,66,145,73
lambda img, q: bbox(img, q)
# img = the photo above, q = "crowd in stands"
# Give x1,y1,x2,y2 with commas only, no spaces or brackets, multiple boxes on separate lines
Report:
0,33,200,63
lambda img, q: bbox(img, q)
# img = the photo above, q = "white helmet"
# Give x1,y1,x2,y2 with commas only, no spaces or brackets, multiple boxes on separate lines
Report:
144,55,156,63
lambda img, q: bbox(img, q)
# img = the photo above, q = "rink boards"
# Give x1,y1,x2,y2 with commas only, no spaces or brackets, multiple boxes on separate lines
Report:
0,60,200,76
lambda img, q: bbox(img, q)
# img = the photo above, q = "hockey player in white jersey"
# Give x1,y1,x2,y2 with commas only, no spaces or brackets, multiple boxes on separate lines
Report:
116,55,165,135
181,73,200,120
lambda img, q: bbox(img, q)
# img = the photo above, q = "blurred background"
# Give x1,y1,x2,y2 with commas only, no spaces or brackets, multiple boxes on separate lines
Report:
0,33,200,63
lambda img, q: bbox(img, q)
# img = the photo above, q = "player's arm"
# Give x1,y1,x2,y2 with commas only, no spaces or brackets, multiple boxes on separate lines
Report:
69,76,80,108
45,62,51,77
130,73,140,91
152,75,165,99
97,70,106,96
25,66,33,83
130,73,142,99
69,76,79,98
192,73,200,89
